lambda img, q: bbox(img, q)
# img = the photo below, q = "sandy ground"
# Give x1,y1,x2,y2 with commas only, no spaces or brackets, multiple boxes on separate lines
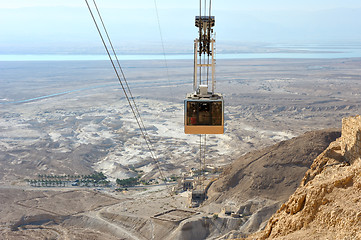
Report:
0,184,199,239
2,58,360,184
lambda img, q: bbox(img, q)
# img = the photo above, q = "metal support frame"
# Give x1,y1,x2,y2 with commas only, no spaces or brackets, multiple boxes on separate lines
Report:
193,16,216,95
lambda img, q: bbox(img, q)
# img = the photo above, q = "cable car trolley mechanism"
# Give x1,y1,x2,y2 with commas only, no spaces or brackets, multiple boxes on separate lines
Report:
184,11,224,134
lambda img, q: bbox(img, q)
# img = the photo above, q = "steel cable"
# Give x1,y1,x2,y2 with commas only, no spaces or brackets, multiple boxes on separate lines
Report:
85,0,169,190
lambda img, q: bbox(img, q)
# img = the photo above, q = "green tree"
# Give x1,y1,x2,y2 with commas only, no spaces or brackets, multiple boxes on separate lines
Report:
116,177,139,187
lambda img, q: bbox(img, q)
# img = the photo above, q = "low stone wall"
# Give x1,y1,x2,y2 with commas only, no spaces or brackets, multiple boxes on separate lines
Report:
340,115,361,163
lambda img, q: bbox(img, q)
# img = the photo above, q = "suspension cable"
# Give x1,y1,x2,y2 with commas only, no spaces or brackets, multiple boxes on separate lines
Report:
203,134,206,189
206,0,212,86
199,134,202,187
199,0,202,87
91,1,164,180
199,134,207,189
153,0,178,123
204,0,206,18
85,0,169,189
153,0,171,89
91,0,150,143
199,0,213,192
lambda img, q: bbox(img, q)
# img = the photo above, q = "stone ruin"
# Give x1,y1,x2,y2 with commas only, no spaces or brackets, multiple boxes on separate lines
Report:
340,115,361,163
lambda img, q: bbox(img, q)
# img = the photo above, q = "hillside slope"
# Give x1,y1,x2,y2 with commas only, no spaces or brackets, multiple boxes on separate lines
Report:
208,129,340,204
203,129,340,237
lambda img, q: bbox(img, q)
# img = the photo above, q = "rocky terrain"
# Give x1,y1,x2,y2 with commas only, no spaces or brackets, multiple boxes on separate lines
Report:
204,129,341,237
1,58,361,184
1,58,361,239
0,129,342,239
247,116,361,240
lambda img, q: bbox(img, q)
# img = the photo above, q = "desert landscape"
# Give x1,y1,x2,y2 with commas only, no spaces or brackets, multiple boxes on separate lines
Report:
1,57,361,239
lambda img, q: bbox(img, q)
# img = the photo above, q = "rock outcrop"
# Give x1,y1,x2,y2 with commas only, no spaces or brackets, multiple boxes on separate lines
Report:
251,115,361,239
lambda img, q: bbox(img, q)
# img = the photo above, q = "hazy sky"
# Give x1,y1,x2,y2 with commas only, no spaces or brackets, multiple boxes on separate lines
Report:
1,0,361,54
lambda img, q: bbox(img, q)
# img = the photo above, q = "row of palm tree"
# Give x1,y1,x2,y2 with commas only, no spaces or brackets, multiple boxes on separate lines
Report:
27,172,110,187
27,178,111,187
27,179,67,187
36,174,96,181
37,172,107,179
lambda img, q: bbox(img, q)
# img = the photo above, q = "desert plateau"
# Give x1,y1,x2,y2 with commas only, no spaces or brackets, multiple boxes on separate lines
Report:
1,57,361,239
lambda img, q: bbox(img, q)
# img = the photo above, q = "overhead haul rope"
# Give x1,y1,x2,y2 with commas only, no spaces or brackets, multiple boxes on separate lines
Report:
153,0,171,91
153,0,178,123
85,0,170,191
199,134,207,189
90,0,149,141
199,0,202,87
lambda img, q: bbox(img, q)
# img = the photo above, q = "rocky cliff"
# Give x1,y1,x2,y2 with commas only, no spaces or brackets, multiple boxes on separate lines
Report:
250,116,361,239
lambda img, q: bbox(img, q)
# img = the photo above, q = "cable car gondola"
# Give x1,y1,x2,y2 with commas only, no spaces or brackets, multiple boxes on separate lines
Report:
184,14,224,134
185,86,223,134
